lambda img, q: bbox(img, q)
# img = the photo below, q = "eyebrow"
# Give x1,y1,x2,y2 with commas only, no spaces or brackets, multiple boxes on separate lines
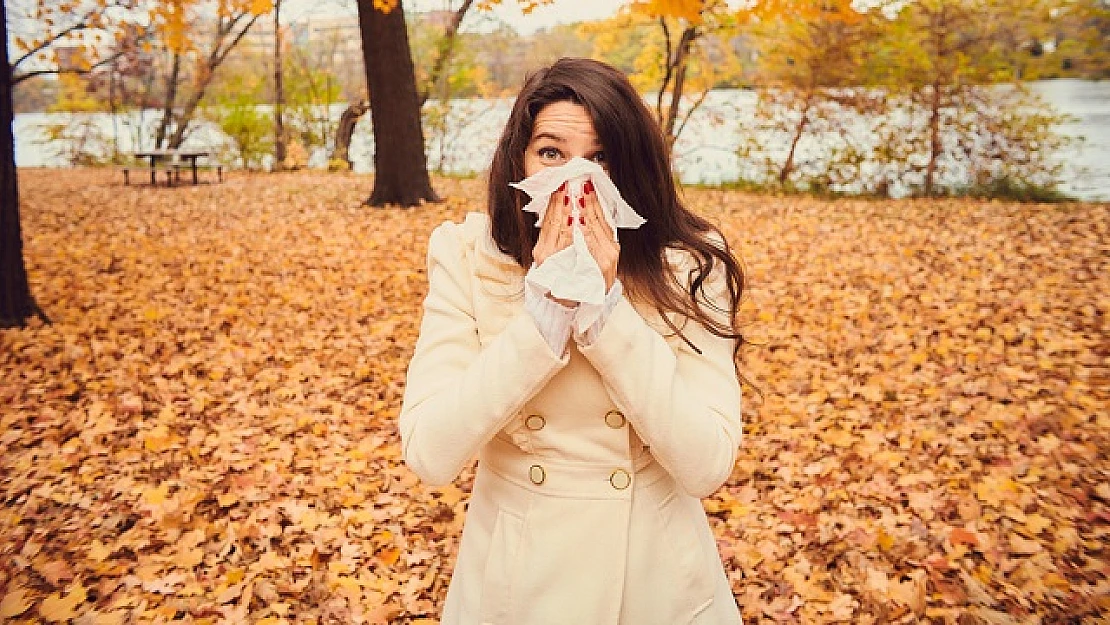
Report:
530,132,604,152
531,132,566,144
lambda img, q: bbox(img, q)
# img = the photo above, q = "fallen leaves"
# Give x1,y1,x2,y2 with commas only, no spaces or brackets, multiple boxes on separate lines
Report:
2,170,1108,623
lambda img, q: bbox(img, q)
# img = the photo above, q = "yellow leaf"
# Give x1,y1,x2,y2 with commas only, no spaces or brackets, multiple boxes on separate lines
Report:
143,483,169,505
820,428,854,448
876,528,894,551
143,424,175,452
87,539,114,562
226,568,245,585
89,610,127,625
257,550,287,571
179,547,205,568
0,588,31,618
39,586,86,622
1023,513,1052,535
218,492,239,507
1042,572,1070,590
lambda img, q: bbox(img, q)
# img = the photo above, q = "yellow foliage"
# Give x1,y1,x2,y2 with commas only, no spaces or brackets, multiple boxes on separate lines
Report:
633,0,705,23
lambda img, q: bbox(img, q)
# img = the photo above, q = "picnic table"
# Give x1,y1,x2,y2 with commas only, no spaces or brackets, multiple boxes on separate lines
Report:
128,149,222,186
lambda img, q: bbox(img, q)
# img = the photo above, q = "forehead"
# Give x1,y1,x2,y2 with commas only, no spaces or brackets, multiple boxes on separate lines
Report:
530,101,598,142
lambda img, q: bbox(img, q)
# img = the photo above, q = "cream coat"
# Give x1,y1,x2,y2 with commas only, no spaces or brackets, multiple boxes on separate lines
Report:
399,213,743,625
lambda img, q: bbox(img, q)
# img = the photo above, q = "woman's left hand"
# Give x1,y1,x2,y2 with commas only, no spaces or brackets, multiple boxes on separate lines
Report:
579,179,620,291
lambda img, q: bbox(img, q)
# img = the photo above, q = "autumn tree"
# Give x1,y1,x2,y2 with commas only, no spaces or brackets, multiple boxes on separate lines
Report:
148,0,270,150
739,0,877,187
618,0,746,151
864,0,1071,197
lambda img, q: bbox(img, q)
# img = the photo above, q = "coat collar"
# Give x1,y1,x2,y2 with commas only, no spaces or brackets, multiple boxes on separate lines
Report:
463,212,526,288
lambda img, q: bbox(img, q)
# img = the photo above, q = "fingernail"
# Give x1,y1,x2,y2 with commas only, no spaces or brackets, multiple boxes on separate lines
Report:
579,215,586,225
578,197,585,208
584,180,593,195
567,215,573,226
558,182,566,192
563,195,569,206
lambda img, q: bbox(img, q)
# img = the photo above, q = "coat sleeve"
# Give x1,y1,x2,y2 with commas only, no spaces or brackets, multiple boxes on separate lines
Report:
578,266,742,499
399,222,570,486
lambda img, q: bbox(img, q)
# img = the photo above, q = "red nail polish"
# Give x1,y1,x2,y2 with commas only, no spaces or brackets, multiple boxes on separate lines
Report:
558,181,566,192
567,215,573,226
563,195,569,206
584,180,594,195
578,197,585,208
579,215,586,225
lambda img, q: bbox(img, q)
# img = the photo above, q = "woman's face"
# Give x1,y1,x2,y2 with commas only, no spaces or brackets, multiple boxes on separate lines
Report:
523,101,607,178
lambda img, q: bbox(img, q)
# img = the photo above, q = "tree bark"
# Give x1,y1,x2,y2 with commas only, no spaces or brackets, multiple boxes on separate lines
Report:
357,0,438,207
274,0,286,170
332,100,369,169
663,26,697,151
155,51,181,148
0,0,45,327
780,92,813,185
925,81,942,197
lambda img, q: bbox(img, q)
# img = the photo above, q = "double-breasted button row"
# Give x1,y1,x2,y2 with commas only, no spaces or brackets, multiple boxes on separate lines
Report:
524,411,625,430
526,464,632,490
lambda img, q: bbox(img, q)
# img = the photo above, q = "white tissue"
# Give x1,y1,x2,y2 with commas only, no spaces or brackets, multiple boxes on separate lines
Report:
510,157,646,332
511,157,646,234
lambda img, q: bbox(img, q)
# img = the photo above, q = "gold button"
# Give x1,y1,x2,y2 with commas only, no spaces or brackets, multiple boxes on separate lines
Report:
610,469,631,490
604,410,626,429
525,414,546,431
529,464,546,485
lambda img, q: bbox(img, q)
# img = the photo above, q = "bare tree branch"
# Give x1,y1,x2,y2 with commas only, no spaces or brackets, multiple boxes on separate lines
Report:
12,15,92,69
12,20,155,86
419,0,476,105
657,17,674,123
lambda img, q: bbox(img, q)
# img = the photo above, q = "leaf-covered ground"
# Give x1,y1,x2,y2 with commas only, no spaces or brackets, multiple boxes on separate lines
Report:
2,169,1107,624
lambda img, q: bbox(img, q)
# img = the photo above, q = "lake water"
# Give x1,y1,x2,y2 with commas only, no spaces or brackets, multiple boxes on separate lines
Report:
14,79,1109,201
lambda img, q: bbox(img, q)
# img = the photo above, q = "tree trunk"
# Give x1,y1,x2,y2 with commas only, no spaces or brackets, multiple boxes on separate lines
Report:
418,0,475,106
925,82,942,197
273,0,286,170
780,92,813,185
0,0,45,327
332,100,369,169
166,13,260,149
357,0,438,207
155,51,181,149
663,26,697,151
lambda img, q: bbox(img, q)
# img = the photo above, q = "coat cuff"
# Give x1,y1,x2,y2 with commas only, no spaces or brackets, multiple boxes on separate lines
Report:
524,277,577,357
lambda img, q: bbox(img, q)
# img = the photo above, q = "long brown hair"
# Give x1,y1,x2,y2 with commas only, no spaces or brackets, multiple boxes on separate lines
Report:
487,57,746,368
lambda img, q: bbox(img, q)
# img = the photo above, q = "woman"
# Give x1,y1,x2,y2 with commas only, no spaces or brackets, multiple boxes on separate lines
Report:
399,57,746,624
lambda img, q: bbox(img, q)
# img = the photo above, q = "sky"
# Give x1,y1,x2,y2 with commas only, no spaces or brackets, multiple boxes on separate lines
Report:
281,0,630,35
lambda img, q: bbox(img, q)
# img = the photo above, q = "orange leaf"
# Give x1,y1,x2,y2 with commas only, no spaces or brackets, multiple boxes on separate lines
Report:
949,528,979,548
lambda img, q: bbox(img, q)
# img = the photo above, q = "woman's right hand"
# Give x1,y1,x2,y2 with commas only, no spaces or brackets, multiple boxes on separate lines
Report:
532,182,572,268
